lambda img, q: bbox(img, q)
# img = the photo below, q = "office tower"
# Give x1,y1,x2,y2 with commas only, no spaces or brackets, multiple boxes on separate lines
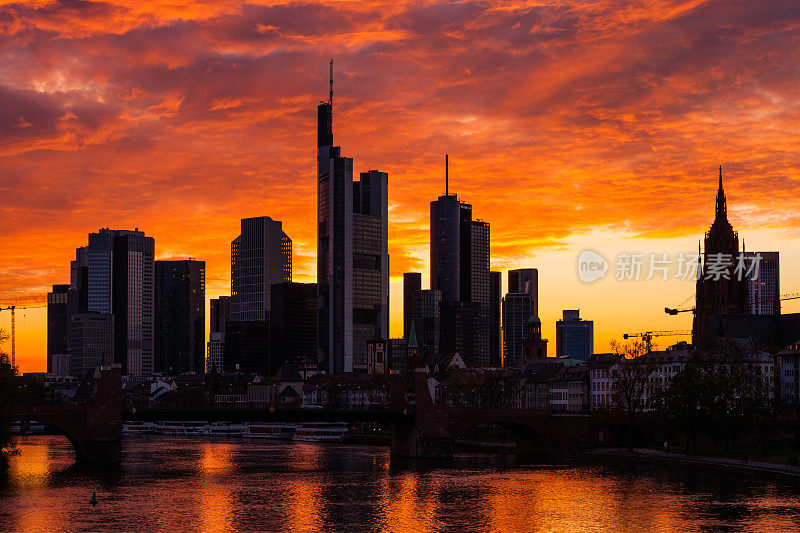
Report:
744,251,780,315
230,216,291,322
68,313,114,377
210,296,231,334
87,228,155,376
47,284,70,373
206,332,225,373
430,193,472,303
440,301,478,363
389,338,407,372
352,170,389,371
490,271,502,367
693,167,748,344
429,158,490,367
69,246,89,316
411,289,442,366
502,292,534,367
403,272,421,338
508,268,539,314
470,220,490,367
270,282,317,375
317,67,389,373
224,321,269,374
154,260,206,375
556,310,594,361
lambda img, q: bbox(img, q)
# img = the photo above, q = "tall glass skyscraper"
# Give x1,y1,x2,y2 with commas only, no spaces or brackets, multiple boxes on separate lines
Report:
317,68,388,373
154,259,205,374
230,216,291,322
87,228,154,375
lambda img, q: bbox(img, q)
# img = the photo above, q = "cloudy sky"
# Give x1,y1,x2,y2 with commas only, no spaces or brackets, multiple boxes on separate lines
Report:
3,0,800,371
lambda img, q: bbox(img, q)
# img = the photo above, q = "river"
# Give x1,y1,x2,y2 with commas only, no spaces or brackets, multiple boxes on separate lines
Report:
2,435,800,531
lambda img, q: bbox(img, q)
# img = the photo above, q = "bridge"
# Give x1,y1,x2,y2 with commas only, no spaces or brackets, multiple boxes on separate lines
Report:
11,365,122,465
389,369,590,459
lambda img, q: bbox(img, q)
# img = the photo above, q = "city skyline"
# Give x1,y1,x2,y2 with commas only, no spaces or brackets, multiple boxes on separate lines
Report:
5,1,800,372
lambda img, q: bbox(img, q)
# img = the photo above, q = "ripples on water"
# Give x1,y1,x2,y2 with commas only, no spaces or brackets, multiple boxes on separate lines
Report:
2,435,800,532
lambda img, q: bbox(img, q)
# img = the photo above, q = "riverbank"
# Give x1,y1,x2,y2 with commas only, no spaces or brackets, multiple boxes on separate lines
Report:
583,447,800,482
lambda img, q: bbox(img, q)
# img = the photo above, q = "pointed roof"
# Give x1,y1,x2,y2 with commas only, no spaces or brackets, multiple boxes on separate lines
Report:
715,165,727,222
407,321,418,349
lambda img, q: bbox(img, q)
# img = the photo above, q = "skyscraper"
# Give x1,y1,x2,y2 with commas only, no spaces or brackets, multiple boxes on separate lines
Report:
47,284,70,373
556,310,593,361
69,313,114,377
87,228,155,376
210,296,231,334
317,64,389,373
508,268,538,314
403,272,421,338
429,157,490,366
230,216,291,322
411,288,442,366
490,271,502,367
744,251,780,315
154,260,205,375
693,167,749,344
502,292,534,367
270,282,317,374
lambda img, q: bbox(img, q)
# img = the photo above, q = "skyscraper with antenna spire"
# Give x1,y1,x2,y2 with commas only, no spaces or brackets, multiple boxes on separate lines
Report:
430,155,491,367
317,61,388,373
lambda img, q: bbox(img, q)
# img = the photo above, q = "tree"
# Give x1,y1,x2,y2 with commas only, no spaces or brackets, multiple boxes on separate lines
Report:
0,329,16,469
609,338,659,451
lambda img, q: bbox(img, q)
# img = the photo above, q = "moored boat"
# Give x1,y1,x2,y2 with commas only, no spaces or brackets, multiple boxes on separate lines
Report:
242,422,297,440
293,422,349,443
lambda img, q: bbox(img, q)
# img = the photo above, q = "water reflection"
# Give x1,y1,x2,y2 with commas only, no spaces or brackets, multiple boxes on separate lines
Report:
3,436,800,532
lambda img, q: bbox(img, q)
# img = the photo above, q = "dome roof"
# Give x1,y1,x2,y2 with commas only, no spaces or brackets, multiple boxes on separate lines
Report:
528,314,541,324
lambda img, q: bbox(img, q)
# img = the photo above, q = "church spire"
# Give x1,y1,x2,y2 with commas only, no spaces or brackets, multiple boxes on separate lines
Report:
715,165,727,222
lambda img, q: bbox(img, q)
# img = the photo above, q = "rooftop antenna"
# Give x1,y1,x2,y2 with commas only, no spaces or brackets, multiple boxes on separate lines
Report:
445,154,449,195
329,58,333,107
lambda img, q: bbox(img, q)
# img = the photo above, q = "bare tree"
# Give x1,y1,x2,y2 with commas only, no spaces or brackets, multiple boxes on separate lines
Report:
609,338,659,451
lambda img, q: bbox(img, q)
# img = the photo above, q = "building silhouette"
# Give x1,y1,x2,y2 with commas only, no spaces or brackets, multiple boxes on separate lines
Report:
317,66,388,373
429,157,491,366
745,251,780,315
490,271,502,367
230,216,291,322
555,310,593,361
403,272,421,338
693,167,749,344
210,296,231,334
87,228,154,375
270,282,318,375
508,268,538,314
47,284,70,373
68,313,114,377
154,260,205,375
502,292,534,366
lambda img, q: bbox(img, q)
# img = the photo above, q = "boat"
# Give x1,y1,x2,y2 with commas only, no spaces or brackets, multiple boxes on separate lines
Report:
204,422,244,437
154,421,208,436
10,421,20,434
242,422,297,440
293,422,349,442
122,421,155,434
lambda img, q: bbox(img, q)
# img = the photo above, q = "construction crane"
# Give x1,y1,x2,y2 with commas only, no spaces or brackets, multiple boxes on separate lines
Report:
623,330,692,343
0,304,46,368
665,292,800,315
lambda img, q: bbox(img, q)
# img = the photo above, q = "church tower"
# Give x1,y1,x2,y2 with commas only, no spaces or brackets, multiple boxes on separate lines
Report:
692,167,749,345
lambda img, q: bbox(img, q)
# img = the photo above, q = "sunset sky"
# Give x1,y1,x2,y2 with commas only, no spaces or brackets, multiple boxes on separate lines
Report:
3,0,800,373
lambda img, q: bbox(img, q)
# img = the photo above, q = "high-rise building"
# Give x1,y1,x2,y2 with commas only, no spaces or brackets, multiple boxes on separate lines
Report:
693,167,749,344
230,216,291,322
69,246,89,316
470,220,490,367
206,332,225,374
429,158,491,367
502,292,534,367
556,310,593,361
224,321,269,374
403,272,421,338
87,228,155,376
490,271,502,367
317,67,389,373
154,260,205,375
68,313,114,377
47,284,70,373
210,296,231,334
744,251,780,315
508,268,538,314
411,289,442,366
270,282,317,375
